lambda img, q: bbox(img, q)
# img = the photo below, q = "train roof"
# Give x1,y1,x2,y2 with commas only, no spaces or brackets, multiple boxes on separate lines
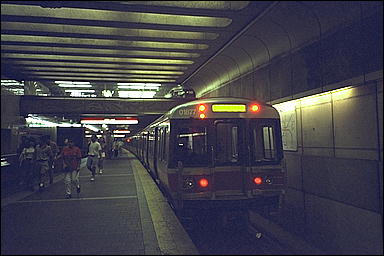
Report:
139,97,280,133
170,97,267,110
165,97,280,119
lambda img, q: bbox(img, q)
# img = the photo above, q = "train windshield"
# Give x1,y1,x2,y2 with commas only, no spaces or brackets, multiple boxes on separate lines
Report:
214,120,243,166
171,118,282,167
250,119,281,164
174,124,209,167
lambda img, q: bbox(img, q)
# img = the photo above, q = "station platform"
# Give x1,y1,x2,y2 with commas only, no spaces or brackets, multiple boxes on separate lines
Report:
1,149,199,255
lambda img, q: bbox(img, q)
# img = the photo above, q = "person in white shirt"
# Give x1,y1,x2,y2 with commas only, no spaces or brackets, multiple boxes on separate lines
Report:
86,135,102,181
35,137,53,190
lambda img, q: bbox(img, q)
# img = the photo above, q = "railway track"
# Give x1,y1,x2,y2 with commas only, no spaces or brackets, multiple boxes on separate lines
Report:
179,209,293,255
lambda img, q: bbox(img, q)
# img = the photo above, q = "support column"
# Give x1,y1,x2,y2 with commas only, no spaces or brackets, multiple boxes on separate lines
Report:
24,81,37,95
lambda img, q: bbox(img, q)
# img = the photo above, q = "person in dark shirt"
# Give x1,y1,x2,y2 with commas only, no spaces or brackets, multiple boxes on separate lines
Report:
19,139,36,191
45,136,59,184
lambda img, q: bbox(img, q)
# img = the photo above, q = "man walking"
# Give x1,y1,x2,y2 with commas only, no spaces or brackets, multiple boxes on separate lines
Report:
60,139,82,198
87,135,102,181
35,137,53,190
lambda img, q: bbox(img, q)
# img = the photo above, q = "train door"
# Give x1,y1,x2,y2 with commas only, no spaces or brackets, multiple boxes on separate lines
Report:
212,120,246,197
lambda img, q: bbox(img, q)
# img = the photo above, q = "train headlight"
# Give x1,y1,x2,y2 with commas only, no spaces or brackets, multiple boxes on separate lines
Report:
183,177,195,189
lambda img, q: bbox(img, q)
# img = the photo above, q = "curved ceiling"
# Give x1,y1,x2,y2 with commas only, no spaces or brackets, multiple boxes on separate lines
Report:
1,1,380,98
1,0,274,95
183,1,381,97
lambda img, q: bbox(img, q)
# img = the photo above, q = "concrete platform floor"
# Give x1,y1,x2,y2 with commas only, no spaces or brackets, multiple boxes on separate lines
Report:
1,149,198,255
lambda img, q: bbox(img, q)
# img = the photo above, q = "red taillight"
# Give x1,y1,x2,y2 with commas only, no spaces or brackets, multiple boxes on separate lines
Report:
254,177,262,185
250,104,260,112
199,178,209,188
198,104,206,111
199,113,206,119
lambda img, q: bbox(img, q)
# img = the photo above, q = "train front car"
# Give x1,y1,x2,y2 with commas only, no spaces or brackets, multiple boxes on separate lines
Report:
166,97,286,221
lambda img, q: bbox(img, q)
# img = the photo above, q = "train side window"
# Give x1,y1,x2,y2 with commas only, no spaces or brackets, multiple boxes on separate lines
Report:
157,128,163,160
148,130,155,156
262,126,275,159
251,121,278,163
162,127,168,161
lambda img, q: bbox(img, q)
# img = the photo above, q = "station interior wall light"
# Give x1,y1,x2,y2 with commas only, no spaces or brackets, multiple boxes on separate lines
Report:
26,115,84,128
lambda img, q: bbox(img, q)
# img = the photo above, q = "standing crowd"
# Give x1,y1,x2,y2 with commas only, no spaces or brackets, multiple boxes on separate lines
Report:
17,134,122,199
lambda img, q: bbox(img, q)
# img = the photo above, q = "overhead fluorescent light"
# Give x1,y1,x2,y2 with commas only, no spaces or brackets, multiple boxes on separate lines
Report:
81,117,138,125
83,124,100,132
117,83,161,86
55,81,90,84
112,134,126,138
113,130,131,134
85,134,103,138
58,84,92,88
65,89,95,93
118,91,156,98
118,86,159,90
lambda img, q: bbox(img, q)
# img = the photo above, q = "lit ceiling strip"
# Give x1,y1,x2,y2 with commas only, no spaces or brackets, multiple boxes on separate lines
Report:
1,22,218,40
30,76,176,82
7,61,189,70
27,72,179,79
117,1,249,10
3,53,194,65
1,45,201,58
21,67,184,75
1,5,232,27
1,35,209,50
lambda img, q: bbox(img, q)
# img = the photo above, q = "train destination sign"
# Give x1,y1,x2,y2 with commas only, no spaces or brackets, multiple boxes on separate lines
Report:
211,104,246,112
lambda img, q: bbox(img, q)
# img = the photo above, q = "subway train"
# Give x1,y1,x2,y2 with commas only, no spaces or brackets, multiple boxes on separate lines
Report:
127,97,286,220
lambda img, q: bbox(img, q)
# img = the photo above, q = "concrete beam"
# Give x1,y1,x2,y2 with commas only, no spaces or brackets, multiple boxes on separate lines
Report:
19,96,191,115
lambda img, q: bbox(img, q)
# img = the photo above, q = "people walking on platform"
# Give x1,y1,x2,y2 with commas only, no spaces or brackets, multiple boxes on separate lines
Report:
44,135,59,184
98,137,107,174
112,138,120,158
18,139,36,191
59,138,82,199
87,135,102,181
35,137,53,190
118,139,124,155
17,136,30,159
105,131,113,159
